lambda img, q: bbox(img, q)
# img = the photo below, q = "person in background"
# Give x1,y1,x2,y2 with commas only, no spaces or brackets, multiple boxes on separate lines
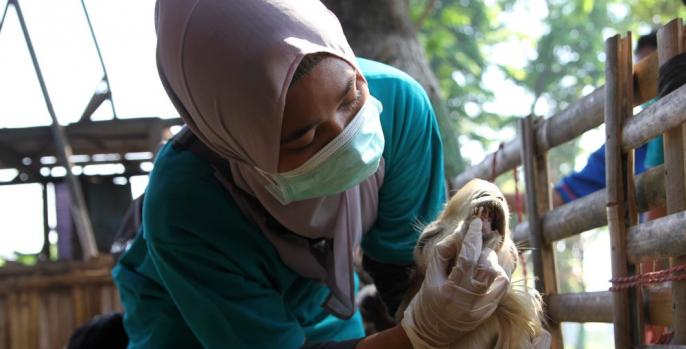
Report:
551,32,658,207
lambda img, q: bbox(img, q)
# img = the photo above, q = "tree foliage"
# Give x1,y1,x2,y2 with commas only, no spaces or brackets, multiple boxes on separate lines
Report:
411,0,685,178
410,0,519,149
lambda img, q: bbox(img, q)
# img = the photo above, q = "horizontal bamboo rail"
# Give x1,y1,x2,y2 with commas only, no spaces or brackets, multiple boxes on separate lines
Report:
623,84,686,151
510,87,686,248
0,269,113,294
547,287,672,325
627,211,686,263
512,164,666,245
451,51,659,190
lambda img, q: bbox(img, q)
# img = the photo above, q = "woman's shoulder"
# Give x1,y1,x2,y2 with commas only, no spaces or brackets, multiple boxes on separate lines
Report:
357,57,421,88
143,142,254,241
357,58,432,120
145,141,218,203
140,142,290,274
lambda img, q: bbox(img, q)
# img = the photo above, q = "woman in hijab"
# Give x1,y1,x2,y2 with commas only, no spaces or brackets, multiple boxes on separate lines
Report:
112,0,510,348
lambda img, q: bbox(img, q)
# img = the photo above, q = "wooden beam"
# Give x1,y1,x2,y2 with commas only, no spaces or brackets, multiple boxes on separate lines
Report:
547,288,672,326
512,165,665,246
0,118,181,169
547,292,613,323
605,33,638,348
0,270,113,295
12,0,98,259
521,117,547,292
627,211,686,263
623,85,686,151
520,115,564,348
657,19,686,343
634,51,659,105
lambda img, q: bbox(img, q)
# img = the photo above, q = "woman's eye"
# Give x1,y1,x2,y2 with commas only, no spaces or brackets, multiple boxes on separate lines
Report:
340,90,362,113
285,130,316,151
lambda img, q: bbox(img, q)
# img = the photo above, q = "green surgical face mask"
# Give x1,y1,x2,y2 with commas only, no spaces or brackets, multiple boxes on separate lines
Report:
260,95,385,205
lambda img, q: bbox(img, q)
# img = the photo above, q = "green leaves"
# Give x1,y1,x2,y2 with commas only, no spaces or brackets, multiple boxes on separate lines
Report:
412,0,683,171
581,0,594,14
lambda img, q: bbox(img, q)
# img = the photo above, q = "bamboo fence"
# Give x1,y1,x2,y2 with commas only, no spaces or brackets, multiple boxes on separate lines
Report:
0,256,121,349
453,18,686,348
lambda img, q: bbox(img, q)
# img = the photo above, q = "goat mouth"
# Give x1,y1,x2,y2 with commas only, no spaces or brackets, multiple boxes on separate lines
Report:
472,201,504,247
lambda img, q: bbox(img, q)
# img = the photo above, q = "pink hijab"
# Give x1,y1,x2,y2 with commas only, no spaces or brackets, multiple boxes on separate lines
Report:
155,0,384,318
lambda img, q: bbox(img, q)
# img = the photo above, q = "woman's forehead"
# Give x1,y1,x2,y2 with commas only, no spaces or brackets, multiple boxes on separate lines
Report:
282,57,356,118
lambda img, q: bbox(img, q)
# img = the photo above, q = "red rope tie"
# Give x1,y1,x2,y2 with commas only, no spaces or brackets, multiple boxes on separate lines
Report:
609,263,686,291
511,165,528,286
490,142,505,182
513,167,523,224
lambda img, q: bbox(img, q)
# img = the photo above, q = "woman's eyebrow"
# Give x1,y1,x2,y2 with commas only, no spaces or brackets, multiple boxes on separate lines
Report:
338,75,355,101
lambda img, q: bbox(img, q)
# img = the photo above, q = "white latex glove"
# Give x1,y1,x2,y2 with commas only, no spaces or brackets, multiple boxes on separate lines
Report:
533,329,552,349
401,218,510,349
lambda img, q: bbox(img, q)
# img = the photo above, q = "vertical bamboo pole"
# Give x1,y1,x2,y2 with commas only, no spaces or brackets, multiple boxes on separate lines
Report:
41,183,51,259
520,115,564,349
58,290,74,348
0,296,7,349
19,291,29,348
8,292,20,349
28,291,39,349
657,18,686,344
605,33,640,348
622,33,645,345
12,0,98,260
72,287,86,328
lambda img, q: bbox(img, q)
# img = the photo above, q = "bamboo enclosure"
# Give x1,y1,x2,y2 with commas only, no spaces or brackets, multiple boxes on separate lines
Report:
0,257,122,349
454,19,686,347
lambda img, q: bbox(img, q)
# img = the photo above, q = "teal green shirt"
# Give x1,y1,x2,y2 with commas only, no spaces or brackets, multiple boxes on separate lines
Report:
113,58,446,349
642,99,663,168
645,135,663,168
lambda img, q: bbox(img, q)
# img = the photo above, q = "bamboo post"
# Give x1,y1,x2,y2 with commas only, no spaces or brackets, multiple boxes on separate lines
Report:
605,33,640,347
623,32,645,345
28,291,39,349
0,298,5,349
657,18,686,344
520,115,563,348
41,183,51,259
11,0,98,260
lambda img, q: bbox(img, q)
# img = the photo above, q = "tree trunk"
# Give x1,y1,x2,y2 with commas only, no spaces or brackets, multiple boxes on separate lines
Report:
323,0,464,179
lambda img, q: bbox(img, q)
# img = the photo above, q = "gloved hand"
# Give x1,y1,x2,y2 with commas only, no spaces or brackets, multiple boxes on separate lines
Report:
401,218,510,349
533,329,552,349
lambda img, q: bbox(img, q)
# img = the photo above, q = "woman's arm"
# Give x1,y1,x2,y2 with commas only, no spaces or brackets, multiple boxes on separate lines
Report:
301,326,411,349
356,325,413,349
